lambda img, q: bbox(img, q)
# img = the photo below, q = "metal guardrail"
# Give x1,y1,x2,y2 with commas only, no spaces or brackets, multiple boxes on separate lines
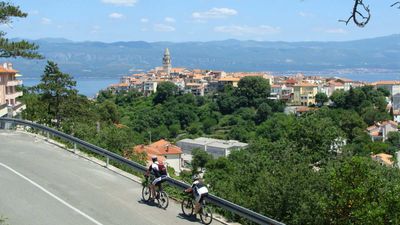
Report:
0,117,285,225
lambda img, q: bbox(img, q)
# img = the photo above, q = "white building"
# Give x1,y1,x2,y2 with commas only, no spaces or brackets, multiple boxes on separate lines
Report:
176,137,248,158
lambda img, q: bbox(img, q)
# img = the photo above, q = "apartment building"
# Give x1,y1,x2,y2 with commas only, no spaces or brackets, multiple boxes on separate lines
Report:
371,81,400,96
293,83,318,106
0,63,24,117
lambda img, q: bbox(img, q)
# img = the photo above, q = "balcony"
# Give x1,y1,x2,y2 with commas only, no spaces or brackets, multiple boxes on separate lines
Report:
0,103,7,117
6,79,22,87
6,91,23,100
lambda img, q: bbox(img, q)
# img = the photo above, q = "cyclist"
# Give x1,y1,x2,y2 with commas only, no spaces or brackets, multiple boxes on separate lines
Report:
185,174,209,214
145,156,168,200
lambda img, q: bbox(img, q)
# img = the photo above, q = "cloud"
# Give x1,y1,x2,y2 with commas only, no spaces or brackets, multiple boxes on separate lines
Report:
29,10,39,15
140,18,149,23
325,28,347,34
153,24,175,32
298,11,314,17
41,17,52,25
101,0,137,7
192,8,237,20
91,25,101,33
164,17,176,23
214,25,280,36
109,12,124,19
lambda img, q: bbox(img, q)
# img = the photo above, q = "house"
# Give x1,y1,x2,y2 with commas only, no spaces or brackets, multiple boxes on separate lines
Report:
132,139,183,172
371,81,400,96
393,93,400,111
0,63,25,117
217,77,240,89
270,84,283,100
184,83,207,96
322,80,345,97
367,120,398,142
143,80,158,96
393,110,400,123
176,137,248,159
293,82,318,106
371,153,394,167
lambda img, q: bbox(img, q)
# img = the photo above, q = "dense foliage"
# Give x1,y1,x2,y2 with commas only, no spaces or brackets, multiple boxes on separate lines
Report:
20,64,400,225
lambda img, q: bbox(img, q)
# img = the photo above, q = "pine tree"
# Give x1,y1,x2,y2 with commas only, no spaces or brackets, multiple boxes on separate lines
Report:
0,1,42,59
36,61,77,127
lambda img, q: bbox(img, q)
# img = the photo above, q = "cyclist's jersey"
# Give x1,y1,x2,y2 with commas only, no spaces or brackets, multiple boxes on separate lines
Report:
148,162,161,178
192,180,208,196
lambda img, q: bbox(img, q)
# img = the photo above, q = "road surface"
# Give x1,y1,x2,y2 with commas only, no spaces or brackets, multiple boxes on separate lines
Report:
0,131,223,225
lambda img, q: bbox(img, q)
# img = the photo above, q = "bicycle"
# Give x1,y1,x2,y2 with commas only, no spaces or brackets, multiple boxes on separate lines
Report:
181,192,213,224
142,175,169,209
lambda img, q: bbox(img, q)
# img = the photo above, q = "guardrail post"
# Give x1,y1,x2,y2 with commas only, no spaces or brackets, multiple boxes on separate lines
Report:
47,132,50,141
106,156,109,168
74,143,77,154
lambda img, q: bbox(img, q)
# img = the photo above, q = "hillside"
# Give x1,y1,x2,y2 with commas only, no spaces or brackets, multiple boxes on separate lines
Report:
8,34,400,78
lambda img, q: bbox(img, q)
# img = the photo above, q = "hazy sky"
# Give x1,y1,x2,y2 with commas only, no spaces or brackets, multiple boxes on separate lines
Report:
4,0,400,42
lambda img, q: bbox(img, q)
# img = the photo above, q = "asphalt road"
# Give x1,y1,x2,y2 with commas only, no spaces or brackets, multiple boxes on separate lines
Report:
0,131,223,225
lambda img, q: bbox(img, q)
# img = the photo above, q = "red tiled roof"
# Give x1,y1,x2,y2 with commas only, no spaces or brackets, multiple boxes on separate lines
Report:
294,82,318,87
218,77,240,82
133,139,182,161
0,67,18,73
371,153,393,166
371,81,400,85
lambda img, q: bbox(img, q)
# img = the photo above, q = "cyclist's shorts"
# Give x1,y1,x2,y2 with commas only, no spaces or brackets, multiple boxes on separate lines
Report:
152,175,168,185
195,193,208,203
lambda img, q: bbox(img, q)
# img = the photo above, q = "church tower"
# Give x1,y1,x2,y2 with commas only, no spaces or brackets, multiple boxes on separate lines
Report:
162,48,172,75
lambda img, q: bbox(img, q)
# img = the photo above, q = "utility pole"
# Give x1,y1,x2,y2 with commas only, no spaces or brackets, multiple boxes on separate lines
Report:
148,131,152,144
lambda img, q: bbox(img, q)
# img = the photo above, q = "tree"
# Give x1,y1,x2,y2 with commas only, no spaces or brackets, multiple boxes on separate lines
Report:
255,103,272,124
97,100,120,124
192,148,213,173
322,156,400,225
36,61,77,127
315,92,329,106
234,76,270,107
0,2,42,59
153,81,178,105
387,131,400,155
330,90,346,108
21,91,49,123
377,87,391,97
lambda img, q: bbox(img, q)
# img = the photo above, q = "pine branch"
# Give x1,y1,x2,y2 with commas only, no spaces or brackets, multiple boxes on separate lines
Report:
0,38,43,59
391,1,400,8
339,0,371,28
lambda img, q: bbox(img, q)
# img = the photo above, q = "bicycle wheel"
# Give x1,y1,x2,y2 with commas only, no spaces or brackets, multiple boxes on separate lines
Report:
181,198,194,216
157,191,169,209
142,186,151,201
200,205,213,225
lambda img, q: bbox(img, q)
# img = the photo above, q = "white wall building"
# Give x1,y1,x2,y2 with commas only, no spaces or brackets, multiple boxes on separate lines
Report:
177,137,248,158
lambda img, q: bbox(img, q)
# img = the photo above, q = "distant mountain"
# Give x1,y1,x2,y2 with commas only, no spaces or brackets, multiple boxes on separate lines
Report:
7,34,400,79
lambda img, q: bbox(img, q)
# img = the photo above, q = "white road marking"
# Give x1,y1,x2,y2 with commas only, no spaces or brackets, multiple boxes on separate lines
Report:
0,162,104,225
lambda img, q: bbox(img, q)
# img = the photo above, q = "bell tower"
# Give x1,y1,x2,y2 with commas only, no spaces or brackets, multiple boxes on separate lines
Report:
162,48,172,75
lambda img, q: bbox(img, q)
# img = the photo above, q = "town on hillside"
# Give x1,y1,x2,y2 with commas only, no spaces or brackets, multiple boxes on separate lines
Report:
104,49,400,170
110,48,400,120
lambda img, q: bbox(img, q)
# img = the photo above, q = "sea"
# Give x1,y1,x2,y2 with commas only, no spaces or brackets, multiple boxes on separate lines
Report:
21,71,400,98
22,77,119,98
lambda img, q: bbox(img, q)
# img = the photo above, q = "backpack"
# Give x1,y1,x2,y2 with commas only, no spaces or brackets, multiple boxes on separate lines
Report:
158,163,167,176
